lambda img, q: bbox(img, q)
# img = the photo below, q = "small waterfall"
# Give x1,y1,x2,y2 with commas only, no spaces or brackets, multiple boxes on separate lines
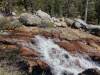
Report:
33,35,100,75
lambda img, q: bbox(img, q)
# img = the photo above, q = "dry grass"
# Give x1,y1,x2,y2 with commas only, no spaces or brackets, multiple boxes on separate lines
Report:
0,44,27,75
0,67,24,75
40,27,100,40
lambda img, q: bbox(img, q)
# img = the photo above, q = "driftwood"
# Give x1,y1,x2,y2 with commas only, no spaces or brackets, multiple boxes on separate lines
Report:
87,25,100,29
65,18,100,36
65,18,100,30
87,25,100,36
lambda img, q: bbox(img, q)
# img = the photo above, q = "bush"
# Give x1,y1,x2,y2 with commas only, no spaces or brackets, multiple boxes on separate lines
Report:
10,19,23,29
0,14,23,30
0,15,10,30
40,20,54,28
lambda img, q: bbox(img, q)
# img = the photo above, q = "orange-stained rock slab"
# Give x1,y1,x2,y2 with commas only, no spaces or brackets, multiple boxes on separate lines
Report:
20,47,40,57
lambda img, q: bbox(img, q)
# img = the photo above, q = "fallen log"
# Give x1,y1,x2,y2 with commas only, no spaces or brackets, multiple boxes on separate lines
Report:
87,25,100,36
87,25,100,29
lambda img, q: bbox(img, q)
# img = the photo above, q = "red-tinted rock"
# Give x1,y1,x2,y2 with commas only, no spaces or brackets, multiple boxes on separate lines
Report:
56,39,100,61
41,31,52,38
20,47,39,57
57,41,77,52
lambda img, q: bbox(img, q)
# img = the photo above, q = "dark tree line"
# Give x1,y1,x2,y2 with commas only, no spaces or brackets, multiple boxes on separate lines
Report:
0,0,100,24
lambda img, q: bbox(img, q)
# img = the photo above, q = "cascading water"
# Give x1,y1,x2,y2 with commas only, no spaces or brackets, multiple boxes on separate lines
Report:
33,35,100,75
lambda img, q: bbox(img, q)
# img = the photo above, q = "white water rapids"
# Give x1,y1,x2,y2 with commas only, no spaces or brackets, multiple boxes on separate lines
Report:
33,35,100,75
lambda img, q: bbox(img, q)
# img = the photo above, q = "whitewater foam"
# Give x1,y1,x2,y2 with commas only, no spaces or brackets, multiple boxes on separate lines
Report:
33,35,100,75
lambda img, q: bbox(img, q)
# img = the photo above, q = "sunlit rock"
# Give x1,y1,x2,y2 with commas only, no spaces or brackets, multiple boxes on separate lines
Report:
36,10,51,22
19,13,41,26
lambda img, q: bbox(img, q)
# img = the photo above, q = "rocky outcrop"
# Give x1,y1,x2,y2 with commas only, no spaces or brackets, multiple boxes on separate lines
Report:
19,13,41,26
0,30,49,74
36,10,55,27
19,10,55,27
19,10,68,28
73,19,88,29
57,39,100,60
40,27,100,40
36,10,51,22
0,27,100,74
0,10,100,75
20,47,39,57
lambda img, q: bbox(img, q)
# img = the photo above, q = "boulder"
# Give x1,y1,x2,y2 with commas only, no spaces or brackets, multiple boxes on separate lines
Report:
19,13,41,26
75,19,88,26
36,10,51,22
19,11,54,27
78,68,100,75
72,19,88,30
36,10,54,27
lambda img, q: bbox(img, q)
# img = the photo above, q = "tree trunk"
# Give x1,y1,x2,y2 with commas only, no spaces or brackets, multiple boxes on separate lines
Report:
97,17,100,24
3,0,13,16
23,0,34,13
84,0,89,22
23,0,28,11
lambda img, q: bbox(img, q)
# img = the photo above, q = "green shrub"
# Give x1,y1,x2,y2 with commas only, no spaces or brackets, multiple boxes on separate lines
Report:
0,15,23,30
0,67,25,75
10,19,23,29
0,15,10,30
40,20,54,28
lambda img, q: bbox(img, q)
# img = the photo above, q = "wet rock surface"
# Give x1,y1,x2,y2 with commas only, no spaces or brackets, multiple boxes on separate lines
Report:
0,10,100,75
0,27,100,75
78,68,100,75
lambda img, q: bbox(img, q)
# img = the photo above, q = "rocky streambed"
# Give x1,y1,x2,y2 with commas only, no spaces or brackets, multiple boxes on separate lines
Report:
0,27,100,75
